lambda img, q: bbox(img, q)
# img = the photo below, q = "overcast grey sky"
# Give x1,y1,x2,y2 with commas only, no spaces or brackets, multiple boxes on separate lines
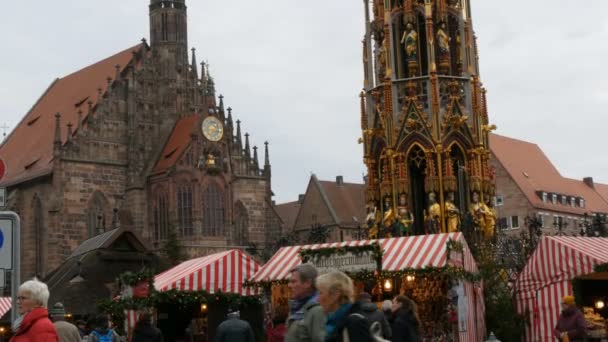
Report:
1,1,607,203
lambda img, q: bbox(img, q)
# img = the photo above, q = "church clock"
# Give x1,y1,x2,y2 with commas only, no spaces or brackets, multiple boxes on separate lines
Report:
201,116,224,142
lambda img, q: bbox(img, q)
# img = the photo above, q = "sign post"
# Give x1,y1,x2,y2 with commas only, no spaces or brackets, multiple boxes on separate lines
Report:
0,212,20,323
0,158,6,208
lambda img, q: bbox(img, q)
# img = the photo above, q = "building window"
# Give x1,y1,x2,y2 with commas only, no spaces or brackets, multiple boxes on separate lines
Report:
177,185,193,236
538,214,545,228
579,198,585,208
561,195,567,206
552,194,557,204
542,192,548,203
154,192,169,240
570,197,576,207
511,216,520,229
495,194,504,207
202,183,225,236
234,202,249,246
87,192,107,237
498,217,509,230
33,195,45,277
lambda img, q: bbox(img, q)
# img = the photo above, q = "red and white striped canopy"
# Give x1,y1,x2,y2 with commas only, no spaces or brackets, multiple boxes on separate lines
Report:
154,249,259,296
515,236,608,341
251,233,477,283
0,297,11,319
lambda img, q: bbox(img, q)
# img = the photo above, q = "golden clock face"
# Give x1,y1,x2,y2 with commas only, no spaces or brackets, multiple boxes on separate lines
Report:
202,116,224,142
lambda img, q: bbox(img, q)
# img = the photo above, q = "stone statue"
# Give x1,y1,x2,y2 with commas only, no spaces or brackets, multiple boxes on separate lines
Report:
445,192,460,233
425,192,441,234
382,196,397,237
436,23,450,56
378,36,388,78
469,191,486,233
483,197,496,239
401,23,418,61
397,193,414,236
366,201,380,239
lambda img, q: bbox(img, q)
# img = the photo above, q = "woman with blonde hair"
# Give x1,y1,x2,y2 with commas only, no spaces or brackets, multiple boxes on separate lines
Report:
316,271,373,342
11,278,58,342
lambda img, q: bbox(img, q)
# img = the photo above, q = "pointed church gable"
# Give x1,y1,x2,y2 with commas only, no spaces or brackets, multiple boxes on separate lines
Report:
153,115,199,173
0,44,144,187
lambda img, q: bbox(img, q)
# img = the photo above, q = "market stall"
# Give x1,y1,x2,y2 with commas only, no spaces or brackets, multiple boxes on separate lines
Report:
250,233,486,342
515,236,608,341
107,249,262,342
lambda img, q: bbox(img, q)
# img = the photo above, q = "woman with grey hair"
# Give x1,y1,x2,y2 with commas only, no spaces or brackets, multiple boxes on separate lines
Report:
316,271,373,342
11,278,58,341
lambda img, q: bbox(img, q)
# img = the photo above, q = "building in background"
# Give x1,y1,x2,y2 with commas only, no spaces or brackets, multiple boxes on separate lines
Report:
490,133,608,236
274,175,366,243
0,0,280,279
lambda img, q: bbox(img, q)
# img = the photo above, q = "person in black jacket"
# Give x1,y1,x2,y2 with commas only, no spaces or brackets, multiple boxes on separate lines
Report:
358,292,391,340
389,295,421,342
215,307,255,342
132,313,163,342
316,270,373,342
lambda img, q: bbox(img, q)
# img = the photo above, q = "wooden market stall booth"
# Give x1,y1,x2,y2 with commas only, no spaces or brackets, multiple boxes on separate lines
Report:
115,249,262,342
250,233,486,342
515,236,608,341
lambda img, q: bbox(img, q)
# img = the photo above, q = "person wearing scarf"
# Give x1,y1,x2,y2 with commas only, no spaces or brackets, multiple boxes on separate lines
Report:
316,271,372,342
285,264,326,342
11,278,58,342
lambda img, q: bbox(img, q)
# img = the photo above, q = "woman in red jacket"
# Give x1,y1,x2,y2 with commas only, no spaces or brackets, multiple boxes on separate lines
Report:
11,278,59,342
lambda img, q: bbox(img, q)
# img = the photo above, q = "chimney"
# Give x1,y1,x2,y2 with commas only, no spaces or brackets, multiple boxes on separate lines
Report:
298,194,305,204
583,177,595,189
336,175,344,185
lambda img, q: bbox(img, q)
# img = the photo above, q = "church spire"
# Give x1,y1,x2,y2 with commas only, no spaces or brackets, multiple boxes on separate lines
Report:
263,141,271,179
191,48,198,79
149,0,188,70
227,107,233,128
218,94,225,115
236,120,242,147
253,146,259,169
244,133,251,158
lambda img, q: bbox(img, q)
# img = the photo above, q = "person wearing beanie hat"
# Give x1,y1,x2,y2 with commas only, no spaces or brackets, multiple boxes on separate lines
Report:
553,296,587,341
49,303,81,342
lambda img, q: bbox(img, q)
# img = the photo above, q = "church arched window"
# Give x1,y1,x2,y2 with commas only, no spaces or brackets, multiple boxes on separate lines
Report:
202,183,225,236
177,185,193,236
234,202,249,246
87,192,107,237
154,191,169,241
33,195,45,277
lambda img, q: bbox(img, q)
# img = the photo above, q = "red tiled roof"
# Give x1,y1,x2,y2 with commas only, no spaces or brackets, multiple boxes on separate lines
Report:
0,44,144,186
274,201,301,230
318,180,366,227
594,183,608,203
490,133,608,215
153,115,199,173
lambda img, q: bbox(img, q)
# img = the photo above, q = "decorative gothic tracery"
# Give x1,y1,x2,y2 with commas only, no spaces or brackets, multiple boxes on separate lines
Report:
361,0,495,238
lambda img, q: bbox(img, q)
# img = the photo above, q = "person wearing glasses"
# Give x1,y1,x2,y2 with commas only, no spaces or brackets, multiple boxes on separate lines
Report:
11,278,58,342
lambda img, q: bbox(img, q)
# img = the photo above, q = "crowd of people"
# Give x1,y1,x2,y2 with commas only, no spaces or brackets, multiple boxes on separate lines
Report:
261,264,422,342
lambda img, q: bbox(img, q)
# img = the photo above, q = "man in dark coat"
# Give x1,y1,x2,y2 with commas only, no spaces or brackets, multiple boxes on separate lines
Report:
132,313,163,342
215,308,255,342
357,293,391,339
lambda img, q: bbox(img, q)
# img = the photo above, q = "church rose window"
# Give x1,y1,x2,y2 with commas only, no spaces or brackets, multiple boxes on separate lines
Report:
155,192,169,240
202,183,225,236
178,185,193,236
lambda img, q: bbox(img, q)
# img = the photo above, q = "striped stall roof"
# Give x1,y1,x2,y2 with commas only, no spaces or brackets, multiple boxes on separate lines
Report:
252,233,483,342
0,297,11,319
251,232,477,282
515,236,608,341
154,249,259,296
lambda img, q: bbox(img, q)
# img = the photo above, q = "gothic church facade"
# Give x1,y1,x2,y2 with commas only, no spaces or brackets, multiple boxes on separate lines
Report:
0,0,280,279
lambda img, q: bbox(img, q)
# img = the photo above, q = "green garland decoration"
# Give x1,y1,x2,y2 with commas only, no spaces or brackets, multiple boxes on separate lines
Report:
446,239,464,264
119,269,155,287
594,262,608,273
